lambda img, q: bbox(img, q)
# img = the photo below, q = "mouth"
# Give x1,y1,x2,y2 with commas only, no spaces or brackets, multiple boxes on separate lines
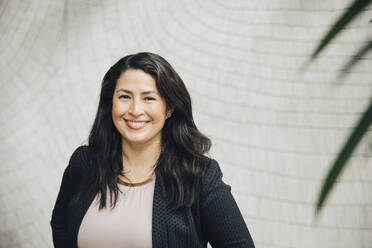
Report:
124,119,150,130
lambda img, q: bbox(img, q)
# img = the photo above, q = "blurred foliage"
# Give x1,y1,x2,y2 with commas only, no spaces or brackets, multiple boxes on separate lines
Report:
304,0,372,215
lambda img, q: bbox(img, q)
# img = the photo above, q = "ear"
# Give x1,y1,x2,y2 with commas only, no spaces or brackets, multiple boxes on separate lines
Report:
166,109,174,119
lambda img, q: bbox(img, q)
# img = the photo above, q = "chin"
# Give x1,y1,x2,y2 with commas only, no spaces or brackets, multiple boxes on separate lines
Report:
122,135,149,144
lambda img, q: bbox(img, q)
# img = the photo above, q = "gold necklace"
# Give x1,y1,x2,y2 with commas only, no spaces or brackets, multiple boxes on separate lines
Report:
117,176,153,187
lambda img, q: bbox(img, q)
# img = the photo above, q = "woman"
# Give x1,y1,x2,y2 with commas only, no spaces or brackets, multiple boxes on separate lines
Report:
50,52,255,248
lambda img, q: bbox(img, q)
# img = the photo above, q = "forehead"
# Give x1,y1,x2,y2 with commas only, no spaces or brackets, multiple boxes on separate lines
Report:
115,69,157,91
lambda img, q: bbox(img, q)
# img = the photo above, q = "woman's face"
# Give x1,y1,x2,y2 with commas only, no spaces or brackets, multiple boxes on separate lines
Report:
112,69,169,147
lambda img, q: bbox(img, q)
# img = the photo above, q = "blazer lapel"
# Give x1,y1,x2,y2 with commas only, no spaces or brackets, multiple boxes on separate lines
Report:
152,175,169,248
69,188,97,247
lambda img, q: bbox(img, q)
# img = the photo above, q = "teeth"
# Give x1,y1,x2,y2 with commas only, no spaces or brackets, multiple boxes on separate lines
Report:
128,121,146,127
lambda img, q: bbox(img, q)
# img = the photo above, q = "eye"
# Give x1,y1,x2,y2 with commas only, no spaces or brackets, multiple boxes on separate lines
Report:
119,95,130,99
145,97,155,101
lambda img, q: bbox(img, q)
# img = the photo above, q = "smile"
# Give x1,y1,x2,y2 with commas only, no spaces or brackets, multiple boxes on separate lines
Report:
125,120,149,130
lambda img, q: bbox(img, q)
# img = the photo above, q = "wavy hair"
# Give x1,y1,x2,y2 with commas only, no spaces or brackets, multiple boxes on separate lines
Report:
81,52,212,210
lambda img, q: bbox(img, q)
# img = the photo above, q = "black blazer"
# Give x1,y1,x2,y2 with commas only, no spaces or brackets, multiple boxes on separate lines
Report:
50,146,255,247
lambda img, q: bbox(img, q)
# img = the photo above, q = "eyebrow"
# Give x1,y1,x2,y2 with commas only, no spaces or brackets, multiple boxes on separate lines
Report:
116,89,159,95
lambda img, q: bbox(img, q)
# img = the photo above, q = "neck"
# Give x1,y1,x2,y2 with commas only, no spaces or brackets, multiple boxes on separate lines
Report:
121,137,162,176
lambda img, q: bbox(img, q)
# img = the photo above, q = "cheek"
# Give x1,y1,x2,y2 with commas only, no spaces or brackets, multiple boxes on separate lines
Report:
112,103,119,117
151,105,167,120
112,101,127,116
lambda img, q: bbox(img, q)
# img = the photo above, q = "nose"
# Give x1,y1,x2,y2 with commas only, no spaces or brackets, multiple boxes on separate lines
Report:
128,98,144,117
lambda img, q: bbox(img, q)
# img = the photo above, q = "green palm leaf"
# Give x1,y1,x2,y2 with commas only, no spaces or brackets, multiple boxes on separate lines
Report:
310,0,372,59
316,99,372,214
304,0,372,215
339,40,372,75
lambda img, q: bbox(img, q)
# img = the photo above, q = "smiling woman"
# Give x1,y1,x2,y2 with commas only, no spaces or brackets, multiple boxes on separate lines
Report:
50,52,255,248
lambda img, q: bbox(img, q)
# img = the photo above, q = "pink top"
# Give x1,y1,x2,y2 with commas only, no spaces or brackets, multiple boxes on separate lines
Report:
77,176,155,248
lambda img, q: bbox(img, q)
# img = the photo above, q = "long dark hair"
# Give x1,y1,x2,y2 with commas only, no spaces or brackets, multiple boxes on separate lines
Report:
82,52,212,210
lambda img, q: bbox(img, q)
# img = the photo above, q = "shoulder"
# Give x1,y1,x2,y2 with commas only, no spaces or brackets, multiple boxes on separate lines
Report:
199,156,228,193
66,145,91,177
69,145,90,165
200,156,223,179
69,145,90,162
198,156,233,214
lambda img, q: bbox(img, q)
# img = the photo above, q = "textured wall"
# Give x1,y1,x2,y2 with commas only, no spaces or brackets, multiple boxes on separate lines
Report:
0,0,371,247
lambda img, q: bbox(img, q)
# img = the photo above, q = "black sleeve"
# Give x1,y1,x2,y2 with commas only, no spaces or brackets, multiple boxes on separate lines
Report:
200,159,255,248
50,146,86,248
